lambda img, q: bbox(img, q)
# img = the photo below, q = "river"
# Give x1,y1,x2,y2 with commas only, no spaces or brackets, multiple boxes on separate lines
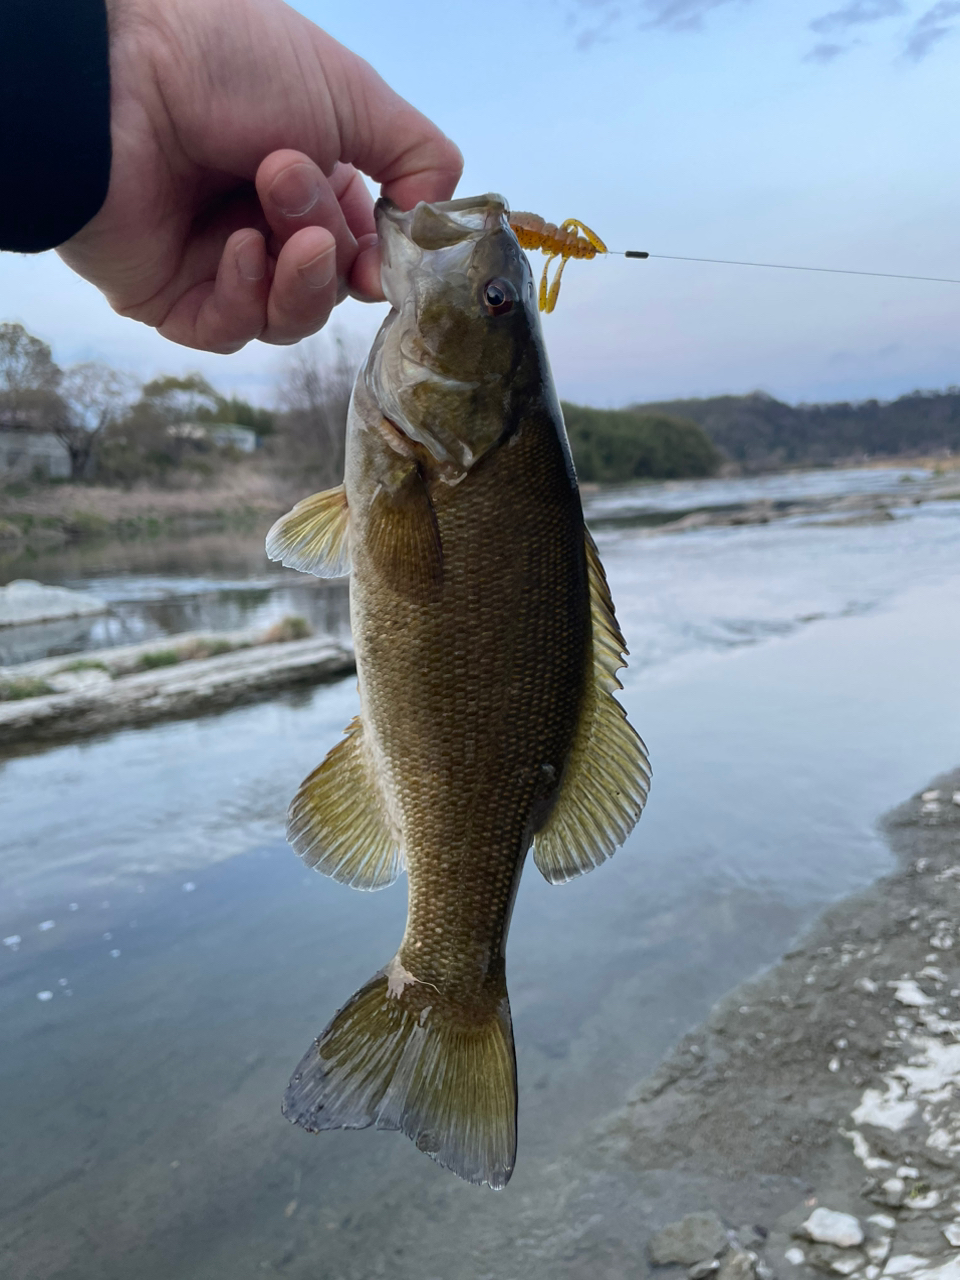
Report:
1,466,959,1279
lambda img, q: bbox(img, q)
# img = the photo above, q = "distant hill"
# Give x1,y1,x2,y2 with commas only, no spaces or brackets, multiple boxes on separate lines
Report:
632,389,960,470
561,403,721,483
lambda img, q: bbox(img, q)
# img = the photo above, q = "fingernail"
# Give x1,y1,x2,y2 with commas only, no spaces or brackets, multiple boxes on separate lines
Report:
270,164,321,218
298,246,336,290
236,236,264,282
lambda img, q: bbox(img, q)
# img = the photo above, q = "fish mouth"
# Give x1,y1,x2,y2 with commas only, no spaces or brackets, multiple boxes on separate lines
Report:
376,194,510,311
376,193,509,248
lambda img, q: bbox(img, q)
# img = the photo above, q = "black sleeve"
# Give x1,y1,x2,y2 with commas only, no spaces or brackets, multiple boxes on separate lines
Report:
0,0,111,253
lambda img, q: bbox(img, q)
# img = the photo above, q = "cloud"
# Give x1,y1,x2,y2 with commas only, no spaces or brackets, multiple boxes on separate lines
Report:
640,0,746,29
809,0,904,34
804,39,855,59
903,0,960,56
570,0,959,60
569,0,747,44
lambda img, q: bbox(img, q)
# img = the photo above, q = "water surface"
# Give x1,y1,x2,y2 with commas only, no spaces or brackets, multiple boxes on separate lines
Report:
2,468,959,1278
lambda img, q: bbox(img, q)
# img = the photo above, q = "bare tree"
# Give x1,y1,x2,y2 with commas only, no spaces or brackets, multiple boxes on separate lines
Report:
0,322,63,426
274,333,359,491
58,362,139,479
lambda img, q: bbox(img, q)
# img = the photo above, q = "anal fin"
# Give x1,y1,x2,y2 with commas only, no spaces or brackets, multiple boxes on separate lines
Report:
265,484,350,577
533,530,651,884
287,716,402,890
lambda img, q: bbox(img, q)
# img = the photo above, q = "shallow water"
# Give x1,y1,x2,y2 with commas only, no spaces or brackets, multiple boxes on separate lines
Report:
0,532,350,666
2,469,959,1278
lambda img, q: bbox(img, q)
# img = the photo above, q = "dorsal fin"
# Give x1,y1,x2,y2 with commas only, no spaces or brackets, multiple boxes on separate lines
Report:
287,716,403,890
265,484,351,577
532,531,650,884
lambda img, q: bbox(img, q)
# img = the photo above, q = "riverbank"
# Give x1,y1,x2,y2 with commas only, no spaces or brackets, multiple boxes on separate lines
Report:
588,470,960,536
442,769,960,1279
0,467,284,555
3,459,958,560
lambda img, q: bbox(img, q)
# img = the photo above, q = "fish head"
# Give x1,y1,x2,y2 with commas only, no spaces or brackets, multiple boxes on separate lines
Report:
370,193,546,477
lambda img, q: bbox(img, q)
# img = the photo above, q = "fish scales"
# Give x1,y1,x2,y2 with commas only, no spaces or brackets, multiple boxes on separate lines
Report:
354,396,590,1012
266,192,650,1189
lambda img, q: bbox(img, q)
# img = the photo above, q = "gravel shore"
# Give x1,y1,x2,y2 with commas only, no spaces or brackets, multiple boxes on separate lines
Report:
480,769,960,1279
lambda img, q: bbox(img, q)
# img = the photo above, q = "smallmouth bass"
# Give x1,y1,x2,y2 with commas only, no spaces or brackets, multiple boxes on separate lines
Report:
266,193,650,1189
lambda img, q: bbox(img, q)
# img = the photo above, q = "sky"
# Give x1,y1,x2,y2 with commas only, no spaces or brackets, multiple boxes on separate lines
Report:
1,0,958,409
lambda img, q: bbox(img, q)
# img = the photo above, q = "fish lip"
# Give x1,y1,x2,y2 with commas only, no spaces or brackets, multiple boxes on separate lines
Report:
375,193,510,242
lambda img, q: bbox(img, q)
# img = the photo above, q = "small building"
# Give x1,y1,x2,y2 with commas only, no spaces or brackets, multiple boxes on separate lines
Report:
167,422,259,453
0,425,71,480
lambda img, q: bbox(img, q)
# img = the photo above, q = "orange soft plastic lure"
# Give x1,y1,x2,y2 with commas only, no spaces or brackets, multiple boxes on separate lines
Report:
507,213,608,313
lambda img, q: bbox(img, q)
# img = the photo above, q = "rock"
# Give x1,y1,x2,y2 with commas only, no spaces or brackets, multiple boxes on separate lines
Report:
739,1226,769,1251
717,1250,757,1280
802,1209,865,1249
689,1261,721,1279
0,640,355,746
0,579,108,628
943,1224,960,1248
806,1244,868,1276
47,668,112,694
864,1216,895,1267
880,1179,906,1208
650,1213,730,1267
785,1248,806,1267
888,979,934,1009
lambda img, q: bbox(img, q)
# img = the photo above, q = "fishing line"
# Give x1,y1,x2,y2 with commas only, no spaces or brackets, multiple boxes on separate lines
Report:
505,211,960,311
615,249,960,286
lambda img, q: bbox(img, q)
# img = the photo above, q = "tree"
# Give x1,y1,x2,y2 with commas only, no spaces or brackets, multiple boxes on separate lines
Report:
0,322,63,427
199,395,274,434
561,403,721,482
57,362,138,479
138,372,223,424
273,334,358,490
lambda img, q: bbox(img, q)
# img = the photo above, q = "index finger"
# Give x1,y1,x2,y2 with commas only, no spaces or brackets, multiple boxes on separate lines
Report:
317,36,463,210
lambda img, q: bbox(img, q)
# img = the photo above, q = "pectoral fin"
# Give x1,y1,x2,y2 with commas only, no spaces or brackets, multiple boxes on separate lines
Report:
533,531,651,884
287,716,402,890
367,464,443,603
265,484,351,577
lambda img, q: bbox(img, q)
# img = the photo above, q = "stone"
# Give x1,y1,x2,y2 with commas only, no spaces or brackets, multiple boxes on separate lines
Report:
739,1226,769,1250
802,1210,865,1249
881,1179,906,1208
0,579,108,628
807,1245,868,1276
650,1213,730,1267
717,1250,757,1280
689,1261,720,1279
47,668,112,694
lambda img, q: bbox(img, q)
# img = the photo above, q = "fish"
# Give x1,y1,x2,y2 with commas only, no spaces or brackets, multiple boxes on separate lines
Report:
265,192,650,1190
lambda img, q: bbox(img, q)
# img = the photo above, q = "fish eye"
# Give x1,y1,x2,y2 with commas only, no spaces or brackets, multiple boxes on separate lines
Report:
482,278,517,316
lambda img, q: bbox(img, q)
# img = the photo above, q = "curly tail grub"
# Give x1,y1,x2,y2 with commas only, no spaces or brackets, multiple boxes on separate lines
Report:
507,213,608,313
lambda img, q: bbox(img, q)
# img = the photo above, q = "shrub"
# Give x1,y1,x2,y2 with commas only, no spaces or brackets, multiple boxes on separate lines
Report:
260,615,312,644
136,649,181,670
561,403,721,483
0,677,54,701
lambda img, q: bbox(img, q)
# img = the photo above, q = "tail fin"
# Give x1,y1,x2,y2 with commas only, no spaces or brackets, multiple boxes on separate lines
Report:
282,963,517,1189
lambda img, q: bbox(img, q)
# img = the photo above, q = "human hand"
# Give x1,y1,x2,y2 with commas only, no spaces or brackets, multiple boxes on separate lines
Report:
57,0,462,352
